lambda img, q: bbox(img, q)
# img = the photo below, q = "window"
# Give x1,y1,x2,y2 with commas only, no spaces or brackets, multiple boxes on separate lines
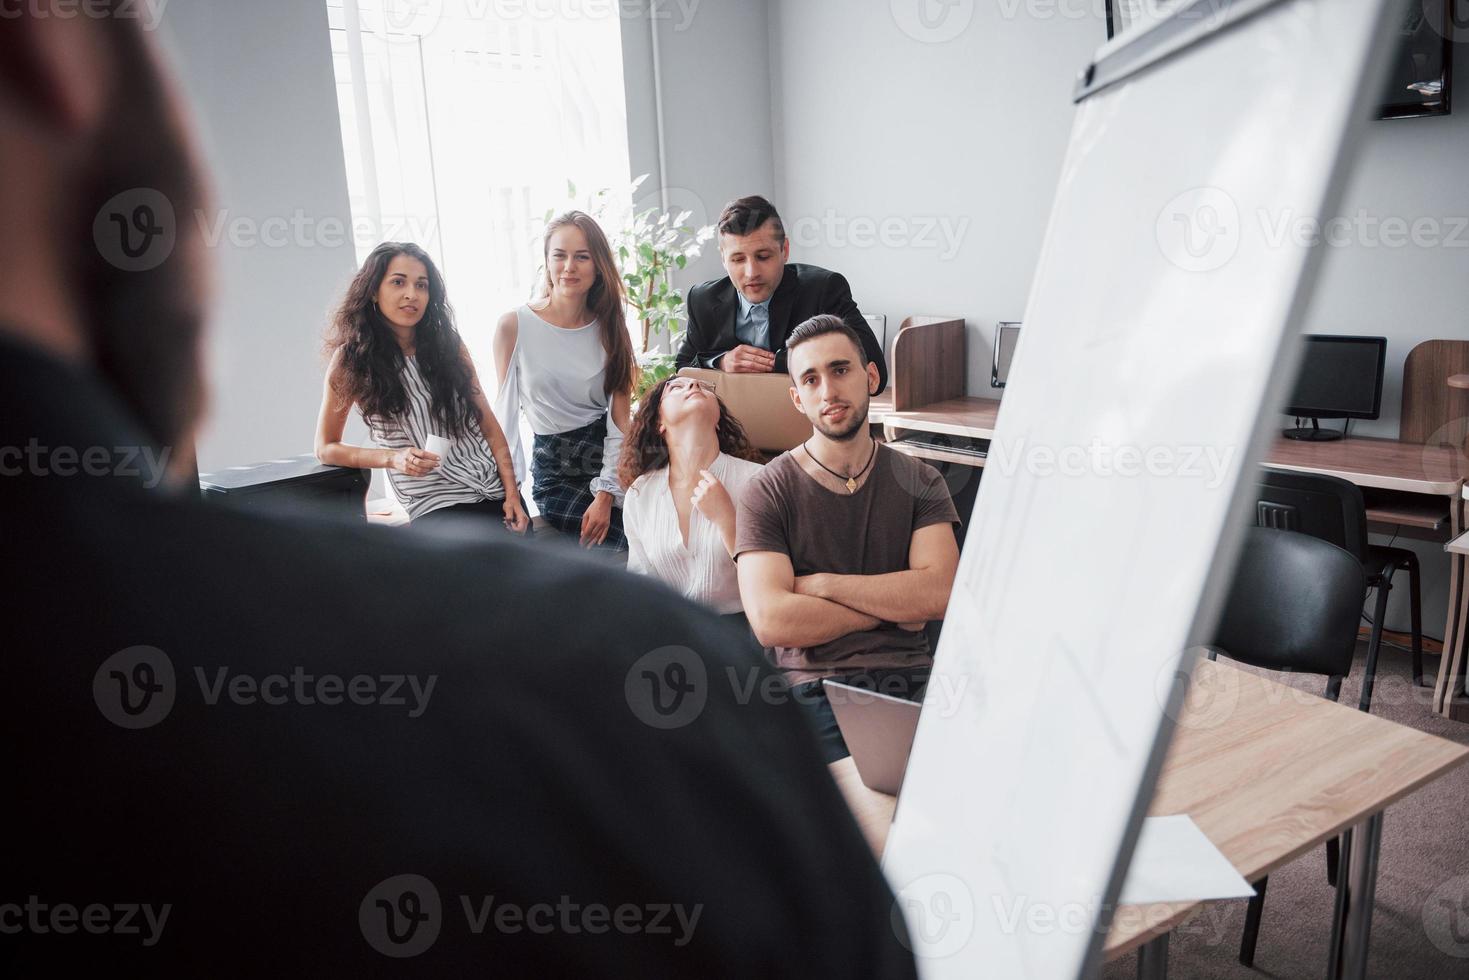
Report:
326,0,634,377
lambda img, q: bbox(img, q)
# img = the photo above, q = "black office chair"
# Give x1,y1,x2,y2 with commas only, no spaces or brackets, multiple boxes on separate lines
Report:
1208,527,1367,969
1255,468,1427,700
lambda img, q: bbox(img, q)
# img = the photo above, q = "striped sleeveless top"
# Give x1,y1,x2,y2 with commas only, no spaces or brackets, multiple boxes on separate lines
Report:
362,355,504,520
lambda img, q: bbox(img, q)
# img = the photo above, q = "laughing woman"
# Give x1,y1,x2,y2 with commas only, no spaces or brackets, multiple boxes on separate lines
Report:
618,375,764,620
493,212,636,551
316,242,528,534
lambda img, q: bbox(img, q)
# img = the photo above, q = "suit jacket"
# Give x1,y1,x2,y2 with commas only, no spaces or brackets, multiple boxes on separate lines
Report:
0,336,915,977
675,263,888,393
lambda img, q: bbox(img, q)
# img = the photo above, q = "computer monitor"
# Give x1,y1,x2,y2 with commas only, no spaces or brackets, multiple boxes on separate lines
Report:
992,322,1021,388
1282,334,1387,441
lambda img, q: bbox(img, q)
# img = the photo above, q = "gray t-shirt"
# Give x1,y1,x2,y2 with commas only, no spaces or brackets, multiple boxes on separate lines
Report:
734,444,960,684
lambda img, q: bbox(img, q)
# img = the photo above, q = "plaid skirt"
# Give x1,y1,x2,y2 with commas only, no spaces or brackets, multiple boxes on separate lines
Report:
531,416,626,551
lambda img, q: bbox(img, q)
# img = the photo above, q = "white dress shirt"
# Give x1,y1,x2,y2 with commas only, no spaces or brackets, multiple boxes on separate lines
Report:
624,452,766,614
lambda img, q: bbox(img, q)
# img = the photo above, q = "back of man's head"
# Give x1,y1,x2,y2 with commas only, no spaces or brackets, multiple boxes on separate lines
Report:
0,8,207,451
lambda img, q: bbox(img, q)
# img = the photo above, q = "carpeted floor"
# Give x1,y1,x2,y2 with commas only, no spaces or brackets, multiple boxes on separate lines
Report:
1103,644,1469,980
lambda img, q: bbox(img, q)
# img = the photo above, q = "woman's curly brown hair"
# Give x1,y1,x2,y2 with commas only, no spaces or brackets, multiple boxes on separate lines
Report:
618,377,762,489
324,242,477,439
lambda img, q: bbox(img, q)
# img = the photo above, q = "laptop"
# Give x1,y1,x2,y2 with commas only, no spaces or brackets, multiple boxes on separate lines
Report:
823,679,922,796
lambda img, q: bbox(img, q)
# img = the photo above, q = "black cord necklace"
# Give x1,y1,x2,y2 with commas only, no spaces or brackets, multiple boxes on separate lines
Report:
803,439,878,494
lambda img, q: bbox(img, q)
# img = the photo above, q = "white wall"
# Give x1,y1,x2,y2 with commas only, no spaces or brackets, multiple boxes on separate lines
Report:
620,0,776,325
1309,105,1469,439
769,0,1102,386
160,0,361,472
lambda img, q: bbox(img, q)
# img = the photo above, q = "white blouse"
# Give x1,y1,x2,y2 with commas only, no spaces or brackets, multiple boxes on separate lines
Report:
493,304,624,500
623,453,766,614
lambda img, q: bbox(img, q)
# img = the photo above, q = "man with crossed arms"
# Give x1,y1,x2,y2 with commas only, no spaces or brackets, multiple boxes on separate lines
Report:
736,314,960,761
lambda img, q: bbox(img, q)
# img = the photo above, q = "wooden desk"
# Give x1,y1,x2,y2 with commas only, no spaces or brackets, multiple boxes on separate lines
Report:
868,390,895,427
1267,434,1464,502
873,395,1469,720
880,401,1461,498
832,659,1468,976
882,395,1001,441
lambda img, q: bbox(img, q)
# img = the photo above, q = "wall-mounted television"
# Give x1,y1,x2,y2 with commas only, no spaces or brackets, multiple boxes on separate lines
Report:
1377,1,1453,119
1104,0,1452,120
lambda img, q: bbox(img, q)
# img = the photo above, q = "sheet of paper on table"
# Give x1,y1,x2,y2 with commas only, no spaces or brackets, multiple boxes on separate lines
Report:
1120,815,1254,905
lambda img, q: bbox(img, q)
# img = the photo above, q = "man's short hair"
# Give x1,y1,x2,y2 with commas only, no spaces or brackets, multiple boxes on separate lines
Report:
718,195,785,242
786,315,868,373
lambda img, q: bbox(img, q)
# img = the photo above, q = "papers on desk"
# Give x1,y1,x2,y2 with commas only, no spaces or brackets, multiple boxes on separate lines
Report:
1119,814,1254,905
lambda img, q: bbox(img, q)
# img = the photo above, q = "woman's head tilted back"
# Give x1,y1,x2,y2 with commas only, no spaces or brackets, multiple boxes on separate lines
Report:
326,242,477,439
540,211,636,399
618,376,761,489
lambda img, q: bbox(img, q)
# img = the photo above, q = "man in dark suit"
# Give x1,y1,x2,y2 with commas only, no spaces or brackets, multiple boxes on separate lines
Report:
675,196,889,392
0,10,916,976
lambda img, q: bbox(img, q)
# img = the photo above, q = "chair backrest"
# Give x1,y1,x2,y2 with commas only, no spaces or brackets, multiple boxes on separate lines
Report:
1255,468,1369,563
1213,526,1365,680
1400,339,1469,446
677,368,811,454
890,316,965,411
864,313,888,362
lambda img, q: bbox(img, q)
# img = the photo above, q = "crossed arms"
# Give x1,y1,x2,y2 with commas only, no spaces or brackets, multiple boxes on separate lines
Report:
736,523,959,650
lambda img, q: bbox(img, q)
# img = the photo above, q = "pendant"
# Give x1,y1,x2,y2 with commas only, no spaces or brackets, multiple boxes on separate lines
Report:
846,477,858,493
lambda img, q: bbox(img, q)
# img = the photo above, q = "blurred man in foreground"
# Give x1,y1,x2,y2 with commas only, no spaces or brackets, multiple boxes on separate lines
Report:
0,8,915,975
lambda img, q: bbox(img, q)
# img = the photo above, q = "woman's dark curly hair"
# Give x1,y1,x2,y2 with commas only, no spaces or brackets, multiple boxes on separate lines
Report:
324,242,477,439
618,376,762,489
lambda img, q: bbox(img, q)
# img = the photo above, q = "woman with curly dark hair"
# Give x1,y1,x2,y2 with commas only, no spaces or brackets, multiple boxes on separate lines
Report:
619,375,764,617
315,242,528,533
493,211,637,551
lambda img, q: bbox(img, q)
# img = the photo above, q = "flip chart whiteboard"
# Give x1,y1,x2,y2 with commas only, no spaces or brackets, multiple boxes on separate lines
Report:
883,1,1403,976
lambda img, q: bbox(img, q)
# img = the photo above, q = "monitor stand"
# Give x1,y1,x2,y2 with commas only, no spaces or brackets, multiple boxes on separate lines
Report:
1283,417,1344,441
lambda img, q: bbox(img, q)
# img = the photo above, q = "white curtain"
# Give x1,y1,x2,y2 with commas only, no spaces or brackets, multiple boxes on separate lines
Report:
326,0,634,377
